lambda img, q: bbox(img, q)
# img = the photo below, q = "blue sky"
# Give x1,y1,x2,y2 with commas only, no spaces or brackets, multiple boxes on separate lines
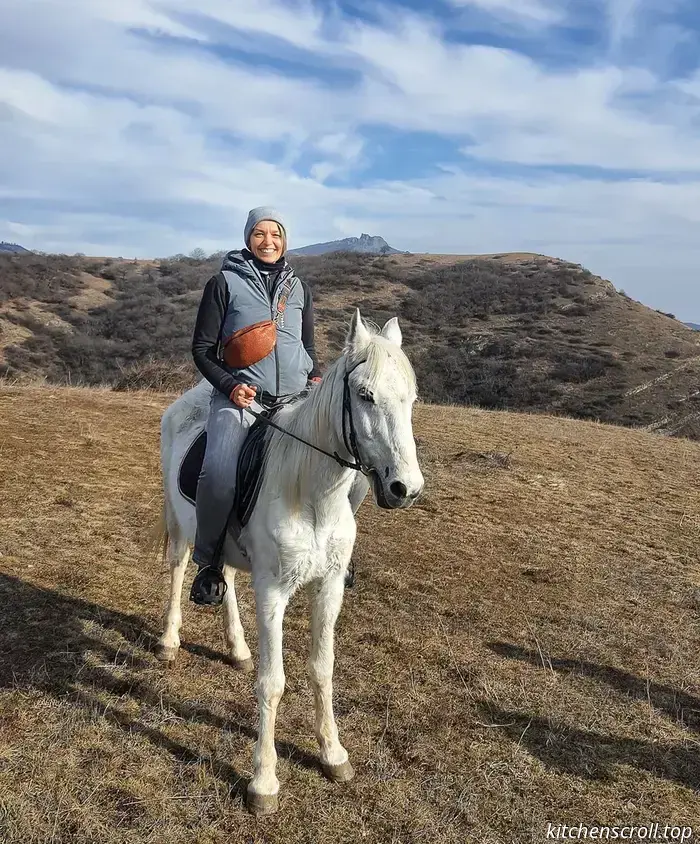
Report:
1,0,700,319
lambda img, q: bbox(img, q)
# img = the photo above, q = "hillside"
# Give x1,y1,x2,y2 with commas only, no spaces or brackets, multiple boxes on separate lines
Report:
287,233,402,256
0,386,698,842
0,250,698,439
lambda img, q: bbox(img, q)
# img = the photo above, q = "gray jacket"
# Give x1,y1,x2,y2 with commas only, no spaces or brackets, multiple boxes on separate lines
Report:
191,250,318,400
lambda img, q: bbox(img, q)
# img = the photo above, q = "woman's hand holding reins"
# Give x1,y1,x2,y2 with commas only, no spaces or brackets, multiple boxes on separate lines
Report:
230,383,257,408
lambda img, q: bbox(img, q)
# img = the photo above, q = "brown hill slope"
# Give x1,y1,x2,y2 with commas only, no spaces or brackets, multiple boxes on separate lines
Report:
0,385,698,842
0,250,698,438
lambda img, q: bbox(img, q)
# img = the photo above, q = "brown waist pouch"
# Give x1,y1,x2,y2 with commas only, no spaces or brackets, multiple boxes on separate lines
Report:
222,320,277,369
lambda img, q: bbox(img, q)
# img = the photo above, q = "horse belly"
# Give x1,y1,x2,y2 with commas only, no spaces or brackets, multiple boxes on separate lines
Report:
222,533,253,574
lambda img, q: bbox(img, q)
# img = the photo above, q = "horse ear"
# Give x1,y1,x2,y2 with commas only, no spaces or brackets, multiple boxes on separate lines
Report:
346,308,371,351
380,317,402,347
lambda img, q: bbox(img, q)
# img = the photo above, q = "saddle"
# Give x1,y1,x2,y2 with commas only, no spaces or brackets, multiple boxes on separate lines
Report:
177,390,307,538
177,419,269,538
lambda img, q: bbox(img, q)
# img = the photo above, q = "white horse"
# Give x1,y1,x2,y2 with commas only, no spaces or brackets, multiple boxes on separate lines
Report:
153,309,424,815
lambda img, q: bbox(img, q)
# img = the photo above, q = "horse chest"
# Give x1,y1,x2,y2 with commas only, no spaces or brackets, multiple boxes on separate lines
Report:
276,521,355,586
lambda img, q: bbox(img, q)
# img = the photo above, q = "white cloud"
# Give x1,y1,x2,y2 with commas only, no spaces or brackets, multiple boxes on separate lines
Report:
605,0,643,49
0,0,699,316
2,0,697,171
93,0,202,38
343,16,700,171
447,0,562,25
172,0,328,51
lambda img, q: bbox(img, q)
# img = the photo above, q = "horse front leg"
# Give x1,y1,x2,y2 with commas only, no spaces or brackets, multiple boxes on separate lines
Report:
155,531,190,663
222,563,253,672
307,572,354,782
246,579,288,816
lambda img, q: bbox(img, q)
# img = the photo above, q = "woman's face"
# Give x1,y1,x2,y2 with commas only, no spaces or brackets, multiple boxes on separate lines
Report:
249,220,285,263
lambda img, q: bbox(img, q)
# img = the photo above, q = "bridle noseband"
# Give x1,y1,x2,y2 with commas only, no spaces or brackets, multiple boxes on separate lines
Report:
246,360,372,475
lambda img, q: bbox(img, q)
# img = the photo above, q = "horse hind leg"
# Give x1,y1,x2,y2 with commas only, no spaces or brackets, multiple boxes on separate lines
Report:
222,562,254,672
155,521,190,664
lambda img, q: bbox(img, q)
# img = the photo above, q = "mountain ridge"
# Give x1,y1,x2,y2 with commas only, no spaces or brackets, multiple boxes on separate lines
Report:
0,242,30,255
287,233,403,256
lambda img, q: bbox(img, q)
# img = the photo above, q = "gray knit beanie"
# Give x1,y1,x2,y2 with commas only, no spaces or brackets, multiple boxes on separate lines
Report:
244,206,287,248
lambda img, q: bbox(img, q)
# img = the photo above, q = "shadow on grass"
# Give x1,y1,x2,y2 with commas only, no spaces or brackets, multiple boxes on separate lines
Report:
487,641,700,732
0,572,321,801
475,701,700,791
481,641,700,792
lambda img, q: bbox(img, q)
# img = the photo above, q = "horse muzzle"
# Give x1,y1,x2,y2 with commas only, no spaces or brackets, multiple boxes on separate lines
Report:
370,471,423,510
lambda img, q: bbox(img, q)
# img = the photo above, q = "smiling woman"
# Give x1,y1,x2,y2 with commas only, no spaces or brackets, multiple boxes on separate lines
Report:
189,206,315,603
245,215,286,264
188,206,366,605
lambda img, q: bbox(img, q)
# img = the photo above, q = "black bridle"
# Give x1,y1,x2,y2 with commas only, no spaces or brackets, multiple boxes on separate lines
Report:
245,360,371,475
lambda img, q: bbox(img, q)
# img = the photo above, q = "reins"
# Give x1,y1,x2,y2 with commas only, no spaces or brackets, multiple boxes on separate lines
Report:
245,361,370,474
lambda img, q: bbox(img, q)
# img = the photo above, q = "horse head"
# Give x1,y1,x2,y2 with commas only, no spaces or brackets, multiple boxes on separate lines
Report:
341,309,424,510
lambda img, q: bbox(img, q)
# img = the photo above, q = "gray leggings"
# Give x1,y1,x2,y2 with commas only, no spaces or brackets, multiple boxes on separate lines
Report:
192,387,370,567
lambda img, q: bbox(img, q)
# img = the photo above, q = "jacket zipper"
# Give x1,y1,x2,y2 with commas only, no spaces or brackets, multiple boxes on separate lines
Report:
242,260,297,397
270,273,289,397
271,268,297,397
246,262,283,395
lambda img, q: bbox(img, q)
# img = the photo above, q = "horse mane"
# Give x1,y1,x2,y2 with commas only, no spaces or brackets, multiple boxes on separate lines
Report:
261,321,416,510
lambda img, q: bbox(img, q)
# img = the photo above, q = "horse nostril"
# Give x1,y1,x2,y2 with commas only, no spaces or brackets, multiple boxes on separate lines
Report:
390,481,408,500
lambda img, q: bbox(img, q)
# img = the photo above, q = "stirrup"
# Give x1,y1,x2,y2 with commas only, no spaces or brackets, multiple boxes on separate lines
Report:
189,565,228,606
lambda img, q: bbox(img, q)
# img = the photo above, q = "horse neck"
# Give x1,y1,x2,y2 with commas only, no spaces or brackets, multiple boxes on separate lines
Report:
270,362,357,507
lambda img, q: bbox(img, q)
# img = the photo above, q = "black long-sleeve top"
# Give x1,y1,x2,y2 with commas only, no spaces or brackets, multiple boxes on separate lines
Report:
191,271,322,398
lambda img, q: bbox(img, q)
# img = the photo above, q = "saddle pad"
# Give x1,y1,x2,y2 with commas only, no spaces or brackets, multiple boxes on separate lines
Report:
178,429,207,506
176,416,273,531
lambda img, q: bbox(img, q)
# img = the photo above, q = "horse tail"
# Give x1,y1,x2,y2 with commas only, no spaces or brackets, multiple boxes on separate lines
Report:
145,504,169,566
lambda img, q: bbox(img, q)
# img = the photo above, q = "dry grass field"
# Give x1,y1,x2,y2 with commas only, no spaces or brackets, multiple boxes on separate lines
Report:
1,385,699,843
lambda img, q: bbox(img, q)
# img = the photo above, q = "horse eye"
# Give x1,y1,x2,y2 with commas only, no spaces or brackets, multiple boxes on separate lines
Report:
357,387,375,403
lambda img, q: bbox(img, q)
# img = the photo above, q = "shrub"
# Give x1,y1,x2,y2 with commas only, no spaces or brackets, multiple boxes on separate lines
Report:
1,250,694,440
112,357,198,392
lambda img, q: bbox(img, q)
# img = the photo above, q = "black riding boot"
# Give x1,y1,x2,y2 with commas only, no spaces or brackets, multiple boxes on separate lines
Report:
190,523,229,607
190,564,227,606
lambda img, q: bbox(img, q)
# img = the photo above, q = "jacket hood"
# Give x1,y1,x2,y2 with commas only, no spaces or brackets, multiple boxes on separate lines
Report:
220,250,251,275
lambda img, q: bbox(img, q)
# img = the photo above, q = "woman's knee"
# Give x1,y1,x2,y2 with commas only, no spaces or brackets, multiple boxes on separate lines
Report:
198,461,236,504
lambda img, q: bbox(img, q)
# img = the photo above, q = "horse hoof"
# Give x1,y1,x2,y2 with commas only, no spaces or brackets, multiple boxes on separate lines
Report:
232,657,255,673
246,791,279,817
154,644,179,663
322,760,354,783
